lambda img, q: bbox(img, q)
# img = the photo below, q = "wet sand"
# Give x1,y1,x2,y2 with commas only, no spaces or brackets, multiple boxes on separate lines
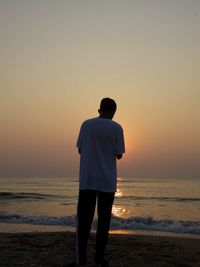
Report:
0,231,200,267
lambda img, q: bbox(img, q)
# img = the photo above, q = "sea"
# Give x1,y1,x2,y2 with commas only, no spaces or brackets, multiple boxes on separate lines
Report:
0,177,200,238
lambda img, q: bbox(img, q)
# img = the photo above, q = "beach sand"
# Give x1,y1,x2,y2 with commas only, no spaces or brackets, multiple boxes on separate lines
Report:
0,231,200,267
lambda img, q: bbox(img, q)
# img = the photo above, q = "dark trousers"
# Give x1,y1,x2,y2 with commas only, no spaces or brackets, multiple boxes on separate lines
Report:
76,190,115,265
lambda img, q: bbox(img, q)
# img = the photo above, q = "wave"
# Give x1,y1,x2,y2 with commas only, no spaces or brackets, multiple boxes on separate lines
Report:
0,212,76,227
1,192,199,203
116,195,200,202
0,192,67,202
111,216,200,234
0,212,199,235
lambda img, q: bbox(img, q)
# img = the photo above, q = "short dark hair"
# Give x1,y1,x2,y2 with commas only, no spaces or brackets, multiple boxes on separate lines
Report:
100,98,117,112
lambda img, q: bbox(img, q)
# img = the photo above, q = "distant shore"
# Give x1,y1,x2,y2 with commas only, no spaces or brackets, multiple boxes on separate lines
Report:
0,231,200,267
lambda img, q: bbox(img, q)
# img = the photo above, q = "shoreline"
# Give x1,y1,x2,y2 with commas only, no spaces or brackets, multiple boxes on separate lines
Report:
0,222,200,240
0,231,200,266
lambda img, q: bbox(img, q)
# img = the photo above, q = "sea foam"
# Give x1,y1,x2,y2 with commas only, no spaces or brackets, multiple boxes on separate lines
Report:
0,212,200,235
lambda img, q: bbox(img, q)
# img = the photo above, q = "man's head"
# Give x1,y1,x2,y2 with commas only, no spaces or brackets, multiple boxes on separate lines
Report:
98,98,117,119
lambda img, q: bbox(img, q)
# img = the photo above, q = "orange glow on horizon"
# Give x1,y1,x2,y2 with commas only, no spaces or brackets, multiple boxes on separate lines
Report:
0,1,199,178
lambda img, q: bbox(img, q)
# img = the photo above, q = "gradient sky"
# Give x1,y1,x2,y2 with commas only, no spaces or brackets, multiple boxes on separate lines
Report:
0,0,199,178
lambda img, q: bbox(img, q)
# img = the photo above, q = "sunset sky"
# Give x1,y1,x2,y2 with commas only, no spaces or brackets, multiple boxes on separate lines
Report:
0,0,199,178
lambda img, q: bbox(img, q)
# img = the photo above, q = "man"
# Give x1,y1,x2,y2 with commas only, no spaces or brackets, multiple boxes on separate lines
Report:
67,98,125,267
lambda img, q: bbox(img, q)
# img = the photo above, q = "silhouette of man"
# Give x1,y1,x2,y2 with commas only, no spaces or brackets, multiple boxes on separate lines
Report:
66,98,125,267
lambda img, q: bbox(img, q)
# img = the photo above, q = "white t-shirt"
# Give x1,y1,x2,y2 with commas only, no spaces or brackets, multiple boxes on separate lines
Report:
76,117,125,192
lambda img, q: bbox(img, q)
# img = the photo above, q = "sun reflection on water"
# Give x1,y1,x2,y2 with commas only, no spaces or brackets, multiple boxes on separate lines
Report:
112,188,127,217
116,185,126,197
115,190,122,198
112,205,126,218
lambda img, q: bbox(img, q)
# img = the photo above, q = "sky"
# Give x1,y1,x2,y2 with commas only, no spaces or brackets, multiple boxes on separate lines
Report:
0,0,199,179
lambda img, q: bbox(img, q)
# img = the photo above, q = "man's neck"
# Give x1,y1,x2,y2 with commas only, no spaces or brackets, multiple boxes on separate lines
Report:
99,115,113,120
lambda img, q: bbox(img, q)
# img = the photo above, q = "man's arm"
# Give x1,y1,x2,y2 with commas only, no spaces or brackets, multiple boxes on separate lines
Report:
114,126,125,160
